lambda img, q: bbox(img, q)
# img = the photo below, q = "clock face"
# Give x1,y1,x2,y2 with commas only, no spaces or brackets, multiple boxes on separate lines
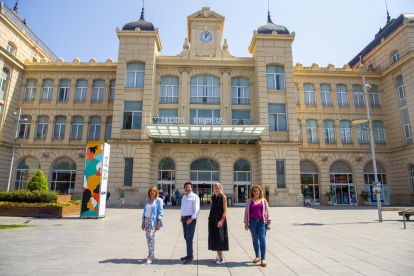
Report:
198,31,214,44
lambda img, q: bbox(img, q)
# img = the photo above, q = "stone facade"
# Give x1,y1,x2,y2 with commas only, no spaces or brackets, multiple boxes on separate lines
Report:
0,4,413,206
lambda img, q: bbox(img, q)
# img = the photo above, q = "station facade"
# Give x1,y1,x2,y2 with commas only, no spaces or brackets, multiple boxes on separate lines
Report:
1,3,414,206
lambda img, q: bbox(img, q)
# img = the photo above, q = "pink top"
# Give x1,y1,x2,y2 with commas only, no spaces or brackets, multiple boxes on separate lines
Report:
244,198,271,226
249,200,263,220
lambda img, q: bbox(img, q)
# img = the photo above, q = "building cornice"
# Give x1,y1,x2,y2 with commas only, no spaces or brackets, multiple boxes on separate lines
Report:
293,63,381,78
380,51,414,77
248,31,295,54
0,46,25,70
116,27,162,52
156,57,254,67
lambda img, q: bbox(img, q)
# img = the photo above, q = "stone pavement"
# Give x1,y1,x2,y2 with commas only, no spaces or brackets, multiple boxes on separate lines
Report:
0,206,413,276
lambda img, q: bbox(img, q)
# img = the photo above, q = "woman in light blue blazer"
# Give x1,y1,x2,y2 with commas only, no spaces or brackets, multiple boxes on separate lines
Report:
141,187,164,264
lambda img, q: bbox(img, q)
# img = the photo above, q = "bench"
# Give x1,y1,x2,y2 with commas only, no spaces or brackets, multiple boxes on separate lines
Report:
398,211,414,220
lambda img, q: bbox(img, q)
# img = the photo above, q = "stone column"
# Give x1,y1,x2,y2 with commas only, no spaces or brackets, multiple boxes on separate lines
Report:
45,117,54,143
314,83,322,111
179,68,190,120
85,79,93,107
351,124,360,149
334,119,343,149
301,118,308,147
220,69,231,124
298,83,305,106
347,84,355,112
318,119,325,148
50,78,59,107
331,85,339,112
63,115,71,144
100,115,107,141
103,79,110,106
34,78,42,103
28,114,37,142
68,78,76,107
82,115,90,143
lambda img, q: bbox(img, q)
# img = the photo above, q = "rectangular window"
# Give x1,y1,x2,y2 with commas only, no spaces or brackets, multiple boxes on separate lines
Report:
88,117,101,140
340,121,352,144
304,84,315,105
295,84,299,105
336,85,348,106
53,117,66,140
266,65,285,90
106,117,112,139
159,76,179,104
158,109,179,124
70,117,83,140
40,80,54,101
402,109,413,145
75,80,87,102
297,120,301,142
232,110,251,125
7,43,14,55
323,120,335,143
24,79,37,101
320,84,332,106
392,51,400,63
353,85,365,107
126,63,145,88
109,80,115,102
357,123,369,144
190,76,220,104
231,78,250,105
123,101,143,130
123,158,133,187
306,120,318,143
36,116,48,140
397,76,406,106
268,104,287,132
369,86,380,107
58,80,70,102
276,161,286,188
190,109,220,125
92,80,104,102
18,116,31,139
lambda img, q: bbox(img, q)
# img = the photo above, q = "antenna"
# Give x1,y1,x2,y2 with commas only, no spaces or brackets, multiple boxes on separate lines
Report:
268,0,270,12
385,0,391,23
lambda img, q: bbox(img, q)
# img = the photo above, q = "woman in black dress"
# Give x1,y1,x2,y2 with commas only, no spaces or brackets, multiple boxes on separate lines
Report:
208,183,229,264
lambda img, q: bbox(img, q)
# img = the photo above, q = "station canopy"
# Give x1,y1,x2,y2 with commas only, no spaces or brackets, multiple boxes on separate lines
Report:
144,124,267,144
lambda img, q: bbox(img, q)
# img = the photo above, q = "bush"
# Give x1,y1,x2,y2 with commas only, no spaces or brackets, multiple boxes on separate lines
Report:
0,190,59,203
0,200,81,207
27,169,49,192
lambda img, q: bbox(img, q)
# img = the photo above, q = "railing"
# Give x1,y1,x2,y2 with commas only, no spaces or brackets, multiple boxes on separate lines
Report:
159,97,179,104
403,209,414,229
231,98,250,105
190,97,220,104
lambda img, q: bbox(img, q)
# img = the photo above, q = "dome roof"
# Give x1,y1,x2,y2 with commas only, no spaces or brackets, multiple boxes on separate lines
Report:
122,8,155,31
257,12,290,35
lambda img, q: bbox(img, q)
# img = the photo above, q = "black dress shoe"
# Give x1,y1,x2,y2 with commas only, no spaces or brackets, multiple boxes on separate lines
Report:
180,256,188,261
183,257,193,264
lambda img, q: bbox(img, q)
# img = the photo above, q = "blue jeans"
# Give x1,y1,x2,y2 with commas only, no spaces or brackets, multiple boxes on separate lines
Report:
182,217,197,258
249,219,267,260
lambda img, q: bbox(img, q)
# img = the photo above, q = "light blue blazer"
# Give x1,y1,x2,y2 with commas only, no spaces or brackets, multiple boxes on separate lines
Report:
142,197,164,229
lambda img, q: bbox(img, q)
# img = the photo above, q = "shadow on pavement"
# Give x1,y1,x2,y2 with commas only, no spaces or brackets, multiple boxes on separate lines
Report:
99,258,252,267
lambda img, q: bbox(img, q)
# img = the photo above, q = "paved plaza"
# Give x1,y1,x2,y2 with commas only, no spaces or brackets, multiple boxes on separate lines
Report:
0,206,413,276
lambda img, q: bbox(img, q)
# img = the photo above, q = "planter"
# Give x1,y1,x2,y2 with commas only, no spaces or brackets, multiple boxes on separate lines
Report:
327,200,333,206
57,195,72,202
0,205,80,218
364,201,370,206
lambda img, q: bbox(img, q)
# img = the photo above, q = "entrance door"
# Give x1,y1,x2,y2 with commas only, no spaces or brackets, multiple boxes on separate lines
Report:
158,182,175,205
194,183,212,206
233,184,251,206
333,185,350,205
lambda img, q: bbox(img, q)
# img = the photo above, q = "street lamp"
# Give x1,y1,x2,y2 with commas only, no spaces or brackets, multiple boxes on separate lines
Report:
7,108,27,192
351,54,383,222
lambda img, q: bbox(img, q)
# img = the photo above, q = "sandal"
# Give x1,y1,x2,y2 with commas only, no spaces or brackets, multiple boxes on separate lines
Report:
253,257,261,263
261,260,267,267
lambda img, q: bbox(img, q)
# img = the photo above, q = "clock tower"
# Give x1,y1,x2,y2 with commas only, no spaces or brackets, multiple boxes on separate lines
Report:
186,7,227,59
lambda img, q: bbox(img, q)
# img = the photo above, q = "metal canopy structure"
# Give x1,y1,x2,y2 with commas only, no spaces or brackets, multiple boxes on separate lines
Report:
144,125,267,144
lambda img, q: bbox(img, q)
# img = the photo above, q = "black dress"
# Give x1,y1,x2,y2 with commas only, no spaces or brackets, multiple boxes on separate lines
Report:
208,194,229,251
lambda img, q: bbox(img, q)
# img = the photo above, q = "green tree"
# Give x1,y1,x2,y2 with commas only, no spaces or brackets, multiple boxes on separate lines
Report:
27,169,49,192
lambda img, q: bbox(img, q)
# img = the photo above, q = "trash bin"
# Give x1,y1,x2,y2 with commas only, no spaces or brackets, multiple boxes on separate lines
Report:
227,197,232,207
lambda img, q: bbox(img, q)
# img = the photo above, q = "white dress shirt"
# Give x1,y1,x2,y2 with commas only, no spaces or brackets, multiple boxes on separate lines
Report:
181,192,200,219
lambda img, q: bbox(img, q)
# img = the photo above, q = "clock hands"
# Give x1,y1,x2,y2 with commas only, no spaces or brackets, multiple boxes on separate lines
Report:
205,32,208,39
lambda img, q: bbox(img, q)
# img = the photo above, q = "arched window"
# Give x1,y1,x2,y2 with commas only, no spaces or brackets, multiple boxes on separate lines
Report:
7,42,15,55
320,84,332,106
70,117,84,140
58,80,70,102
336,84,348,106
92,80,104,102
392,51,400,63
75,80,87,102
352,85,364,107
231,78,250,105
266,65,285,90
53,116,66,140
190,75,220,104
397,76,406,106
0,68,9,100
126,62,145,87
158,158,175,181
160,76,179,104
323,120,335,143
14,157,40,190
190,158,219,182
357,122,369,144
369,86,380,107
304,84,315,105
41,79,54,101
373,121,385,144
24,79,37,101
306,120,318,143
330,161,354,205
364,162,389,204
51,158,76,194
300,161,319,204
18,115,31,139
234,159,250,182
340,120,352,144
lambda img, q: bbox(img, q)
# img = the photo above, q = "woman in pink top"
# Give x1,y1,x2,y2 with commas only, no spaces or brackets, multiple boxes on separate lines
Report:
243,185,271,267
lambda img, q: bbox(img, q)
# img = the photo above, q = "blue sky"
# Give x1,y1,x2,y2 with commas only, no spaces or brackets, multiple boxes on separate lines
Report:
4,0,413,67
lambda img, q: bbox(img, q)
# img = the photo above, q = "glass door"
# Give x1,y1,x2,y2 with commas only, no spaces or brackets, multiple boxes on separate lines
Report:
333,185,350,205
158,182,175,205
194,183,212,206
349,185,358,205
234,184,251,206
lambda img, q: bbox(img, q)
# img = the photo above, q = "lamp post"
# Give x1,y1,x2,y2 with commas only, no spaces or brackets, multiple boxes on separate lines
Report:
352,54,382,222
7,108,26,192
